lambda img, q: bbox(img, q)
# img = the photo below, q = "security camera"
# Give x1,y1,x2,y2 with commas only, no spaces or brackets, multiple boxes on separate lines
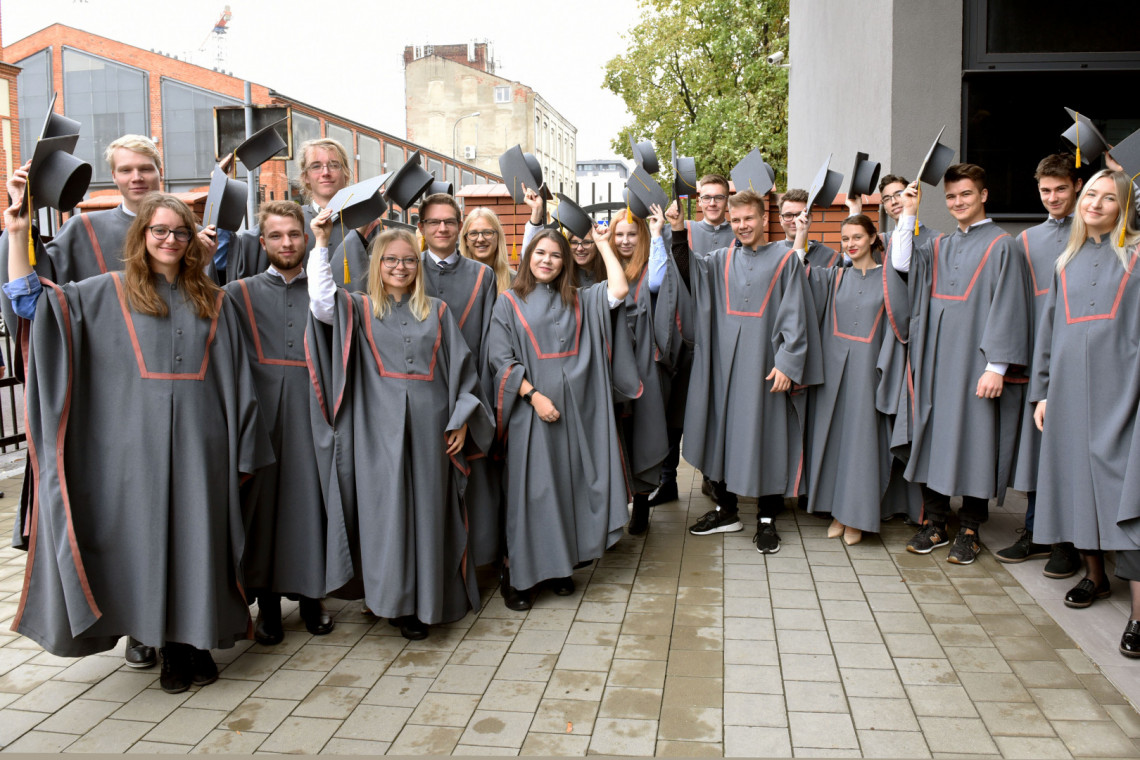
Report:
766,51,785,65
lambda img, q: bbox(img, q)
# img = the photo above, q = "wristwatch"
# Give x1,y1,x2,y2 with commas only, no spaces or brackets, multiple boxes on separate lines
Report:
522,388,537,405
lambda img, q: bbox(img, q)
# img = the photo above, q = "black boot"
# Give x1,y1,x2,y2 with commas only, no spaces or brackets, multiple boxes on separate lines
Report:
647,481,678,507
299,596,335,636
629,494,651,535
500,566,534,611
254,593,284,646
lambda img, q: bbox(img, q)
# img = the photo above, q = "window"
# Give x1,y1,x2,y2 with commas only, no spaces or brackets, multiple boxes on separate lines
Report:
494,85,510,104
325,123,354,178
358,134,382,179
161,78,241,184
384,143,405,174
64,49,149,184
447,164,459,190
427,158,444,187
965,0,1140,66
16,50,52,172
287,112,321,184
462,170,474,187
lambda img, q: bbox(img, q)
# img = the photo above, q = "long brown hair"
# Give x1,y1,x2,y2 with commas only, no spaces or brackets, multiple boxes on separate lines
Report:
571,231,607,284
604,214,650,282
123,193,219,319
840,214,885,263
367,229,432,321
511,230,578,307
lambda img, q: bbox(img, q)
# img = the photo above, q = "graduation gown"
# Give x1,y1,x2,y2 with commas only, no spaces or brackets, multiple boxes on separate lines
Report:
225,272,327,598
14,273,274,656
488,283,641,591
618,268,670,493
420,253,503,567
683,241,824,498
884,223,939,265
1030,243,1140,551
227,205,347,282
774,239,840,269
307,291,494,623
903,223,1032,501
1011,217,1071,492
804,264,921,531
686,219,736,255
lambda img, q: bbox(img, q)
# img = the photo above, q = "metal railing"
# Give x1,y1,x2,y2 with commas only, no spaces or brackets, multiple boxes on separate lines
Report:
0,322,26,452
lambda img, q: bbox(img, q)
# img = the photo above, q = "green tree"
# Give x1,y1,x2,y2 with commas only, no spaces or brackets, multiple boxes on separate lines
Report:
604,0,789,192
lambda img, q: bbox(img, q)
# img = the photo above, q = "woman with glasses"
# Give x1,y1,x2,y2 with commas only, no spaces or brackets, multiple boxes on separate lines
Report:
4,184,273,695
487,225,637,609
522,187,606,286
307,214,493,641
460,208,514,294
1030,169,1140,657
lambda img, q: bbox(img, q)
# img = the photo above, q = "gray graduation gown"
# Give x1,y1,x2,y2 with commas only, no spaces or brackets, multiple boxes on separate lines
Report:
331,230,372,293
14,273,274,656
902,224,1031,501
683,241,824,498
1010,217,1071,492
619,268,670,493
226,272,327,598
804,265,922,531
420,254,503,567
774,239,840,269
1030,243,1140,550
487,283,641,591
306,291,494,623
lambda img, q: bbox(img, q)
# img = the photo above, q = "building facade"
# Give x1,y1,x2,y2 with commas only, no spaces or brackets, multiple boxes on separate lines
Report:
575,158,630,210
404,43,578,197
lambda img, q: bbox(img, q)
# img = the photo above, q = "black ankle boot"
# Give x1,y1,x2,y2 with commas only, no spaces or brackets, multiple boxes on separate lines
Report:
629,494,651,535
254,594,284,646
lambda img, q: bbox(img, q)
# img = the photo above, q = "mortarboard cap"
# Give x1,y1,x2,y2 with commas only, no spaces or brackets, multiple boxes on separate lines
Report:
427,179,454,197
916,126,956,186
39,92,82,140
204,164,248,231
1109,128,1140,181
28,134,91,211
498,145,542,204
524,152,553,199
1062,108,1110,167
551,193,593,240
806,154,844,212
847,152,881,197
626,165,669,218
327,173,391,229
731,149,776,197
385,150,434,209
629,135,660,175
235,117,288,170
671,141,698,198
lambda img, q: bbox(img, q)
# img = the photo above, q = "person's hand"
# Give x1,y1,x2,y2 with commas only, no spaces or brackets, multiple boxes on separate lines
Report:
901,181,920,215
593,221,612,247
3,161,31,233
218,152,236,174
311,208,334,249
793,210,810,251
523,184,544,224
1105,151,1123,173
766,367,791,393
532,392,560,423
445,424,467,456
1034,400,1046,431
665,199,684,231
197,225,218,257
648,204,666,238
976,370,1003,399
845,195,863,216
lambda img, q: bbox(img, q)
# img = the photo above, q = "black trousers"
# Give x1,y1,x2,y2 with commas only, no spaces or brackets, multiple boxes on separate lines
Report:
921,485,988,529
712,481,784,521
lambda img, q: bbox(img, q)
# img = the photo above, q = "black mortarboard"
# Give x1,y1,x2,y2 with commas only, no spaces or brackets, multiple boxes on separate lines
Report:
235,117,288,170
629,135,660,174
428,179,454,197
626,165,669,218
1062,108,1110,167
847,152,881,197
551,193,593,239
1109,128,1140,180
731,149,776,197
806,154,844,212
204,165,248,231
916,126,956,186
498,145,542,204
39,92,81,140
384,150,434,209
28,133,91,211
327,173,391,229
524,152,553,200
672,141,698,198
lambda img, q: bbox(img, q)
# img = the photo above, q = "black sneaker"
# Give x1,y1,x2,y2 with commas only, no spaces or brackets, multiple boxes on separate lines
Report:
647,481,678,507
1043,543,1081,579
190,648,218,687
753,522,780,554
994,528,1049,564
947,529,982,565
159,644,192,694
689,507,743,535
906,522,950,554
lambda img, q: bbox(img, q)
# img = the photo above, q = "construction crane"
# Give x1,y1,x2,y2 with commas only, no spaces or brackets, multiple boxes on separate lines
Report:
198,5,232,69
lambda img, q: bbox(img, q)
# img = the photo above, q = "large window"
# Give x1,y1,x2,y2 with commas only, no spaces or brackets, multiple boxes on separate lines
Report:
287,112,321,188
16,50,53,169
63,49,149,184
326,123,354,177
427,157,444,183
461,170,474,188
161,78,240,185
965,0,1140,66
384,143,405,174
358,134,382,180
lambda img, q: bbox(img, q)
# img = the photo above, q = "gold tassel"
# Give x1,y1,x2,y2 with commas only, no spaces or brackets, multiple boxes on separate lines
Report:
339,214,349,283
26,185,35,266
913,186,922,237
1121,172,1140,248
626,202,632,224
1074,114,1082,168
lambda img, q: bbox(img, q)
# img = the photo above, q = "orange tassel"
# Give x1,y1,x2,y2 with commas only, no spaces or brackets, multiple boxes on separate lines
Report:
1075,114,1082,168
913,186,922,237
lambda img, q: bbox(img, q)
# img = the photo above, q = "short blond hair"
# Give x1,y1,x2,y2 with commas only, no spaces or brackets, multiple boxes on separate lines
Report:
104,135,162,173
297,138,354,200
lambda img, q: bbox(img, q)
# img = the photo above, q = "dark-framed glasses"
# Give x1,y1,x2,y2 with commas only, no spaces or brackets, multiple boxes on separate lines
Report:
147,225,192,242
381,256,419,269
465,230,498,241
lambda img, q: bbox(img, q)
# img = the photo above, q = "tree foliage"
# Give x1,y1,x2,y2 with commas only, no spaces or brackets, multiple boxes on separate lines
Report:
604,0,790,190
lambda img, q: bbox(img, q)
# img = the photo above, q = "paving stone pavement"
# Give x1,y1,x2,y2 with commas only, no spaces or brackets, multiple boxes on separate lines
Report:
0,464,1138,757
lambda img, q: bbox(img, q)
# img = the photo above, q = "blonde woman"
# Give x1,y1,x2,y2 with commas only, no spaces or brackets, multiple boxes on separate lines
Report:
460,207,514,294
308,216,493,641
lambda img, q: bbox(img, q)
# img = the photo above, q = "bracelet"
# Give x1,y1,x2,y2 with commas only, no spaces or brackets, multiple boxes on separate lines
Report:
522,388,536,405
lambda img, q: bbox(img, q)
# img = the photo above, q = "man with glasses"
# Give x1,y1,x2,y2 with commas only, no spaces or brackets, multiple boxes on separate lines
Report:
227,138,352,282
774,188,839,268
878,174,939,256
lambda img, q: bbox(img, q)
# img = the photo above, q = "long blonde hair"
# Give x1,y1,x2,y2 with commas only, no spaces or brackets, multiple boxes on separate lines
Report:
602,213,650,282
1057,170,1140,273
460,207,513,294
367,229,431,321
124,193,219,319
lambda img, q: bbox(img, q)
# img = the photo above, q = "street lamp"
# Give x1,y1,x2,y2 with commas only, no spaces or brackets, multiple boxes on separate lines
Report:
453,112,481,160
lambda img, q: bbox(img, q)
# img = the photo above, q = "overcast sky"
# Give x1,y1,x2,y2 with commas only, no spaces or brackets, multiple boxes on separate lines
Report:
3,0,642,159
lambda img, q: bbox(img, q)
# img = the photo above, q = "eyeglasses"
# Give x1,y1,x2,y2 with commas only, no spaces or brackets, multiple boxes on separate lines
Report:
306,161,343,173
881,191,904,203
572,239,595,249
699,194,727,204
381,256,419,269
465,230,498,241
779,212,799,221
423,218,459,229
147,225,192,242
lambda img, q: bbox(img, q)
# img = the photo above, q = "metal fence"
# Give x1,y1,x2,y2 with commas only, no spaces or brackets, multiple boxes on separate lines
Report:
0,325,26,452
